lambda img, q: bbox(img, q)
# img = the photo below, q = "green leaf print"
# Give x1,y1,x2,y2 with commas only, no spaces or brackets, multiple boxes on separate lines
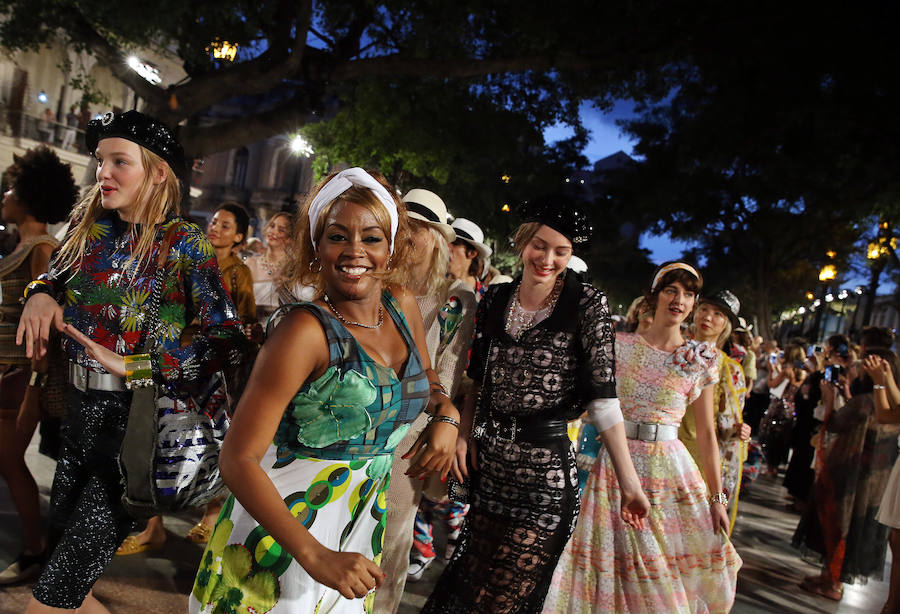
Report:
289,366,377,448
208,545,279,614
192,517,234,604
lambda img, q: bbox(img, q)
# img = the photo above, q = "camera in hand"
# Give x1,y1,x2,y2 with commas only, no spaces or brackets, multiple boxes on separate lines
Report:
824,364,844,383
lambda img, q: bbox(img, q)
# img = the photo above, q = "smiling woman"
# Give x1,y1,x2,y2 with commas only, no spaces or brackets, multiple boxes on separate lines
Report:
190,168,460,614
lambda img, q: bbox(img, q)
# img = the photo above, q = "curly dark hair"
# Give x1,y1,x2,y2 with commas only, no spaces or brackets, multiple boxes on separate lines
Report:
6,146,78,223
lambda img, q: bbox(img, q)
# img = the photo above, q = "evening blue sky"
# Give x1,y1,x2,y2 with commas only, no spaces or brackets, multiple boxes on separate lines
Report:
544,100,691,265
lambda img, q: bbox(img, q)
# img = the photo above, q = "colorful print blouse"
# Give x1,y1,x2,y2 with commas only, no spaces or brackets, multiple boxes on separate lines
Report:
46,213,244,394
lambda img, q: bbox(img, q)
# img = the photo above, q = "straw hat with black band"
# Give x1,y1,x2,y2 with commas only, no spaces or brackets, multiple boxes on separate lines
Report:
450,218,492,261
402,189,456,244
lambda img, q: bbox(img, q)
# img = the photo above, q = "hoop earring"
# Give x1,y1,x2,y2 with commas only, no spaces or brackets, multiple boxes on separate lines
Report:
309,257,323,273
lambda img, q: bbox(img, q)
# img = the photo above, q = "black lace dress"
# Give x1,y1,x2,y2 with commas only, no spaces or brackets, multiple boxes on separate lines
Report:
423,272,617,614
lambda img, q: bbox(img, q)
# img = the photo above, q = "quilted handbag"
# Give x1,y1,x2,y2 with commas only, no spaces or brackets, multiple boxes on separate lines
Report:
118,222,231,518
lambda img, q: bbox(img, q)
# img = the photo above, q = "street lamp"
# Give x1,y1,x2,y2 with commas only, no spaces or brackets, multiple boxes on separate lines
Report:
811,261,838,341
862,220,895,327
282,135,314,211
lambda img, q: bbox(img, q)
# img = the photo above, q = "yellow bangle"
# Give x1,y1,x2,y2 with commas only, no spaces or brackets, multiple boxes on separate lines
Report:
22,279,53,301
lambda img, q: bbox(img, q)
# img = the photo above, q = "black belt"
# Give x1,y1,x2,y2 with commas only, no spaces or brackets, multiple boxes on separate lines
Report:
481,414,569,444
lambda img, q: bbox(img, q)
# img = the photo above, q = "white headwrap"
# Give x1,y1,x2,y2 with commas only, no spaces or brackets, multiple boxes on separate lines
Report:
307,167,399,254
650,262,700,291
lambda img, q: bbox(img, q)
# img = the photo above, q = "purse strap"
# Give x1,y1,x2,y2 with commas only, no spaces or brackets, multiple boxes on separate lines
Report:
470,337,493,441
134,222,184,354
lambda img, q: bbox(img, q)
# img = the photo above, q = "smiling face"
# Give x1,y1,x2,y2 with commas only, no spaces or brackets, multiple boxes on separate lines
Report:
95,138,149,221
520,224,572,284
207,209,244,249
654,281,696,327
317,200,390,300
265,214,292,250
694,302,728,343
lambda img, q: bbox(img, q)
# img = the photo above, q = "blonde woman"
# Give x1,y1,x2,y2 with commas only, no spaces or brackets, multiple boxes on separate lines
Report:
245,211,294,321
16,111,245,614
190,170,459,613
375,188,476,612
679,290,752,534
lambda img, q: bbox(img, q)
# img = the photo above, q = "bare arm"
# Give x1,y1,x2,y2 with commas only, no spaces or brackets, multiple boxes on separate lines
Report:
219,308,384,598
392,288,458,480
596,422,649,529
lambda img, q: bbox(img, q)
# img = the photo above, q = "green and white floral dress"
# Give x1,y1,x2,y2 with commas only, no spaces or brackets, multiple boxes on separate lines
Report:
190,293,430,614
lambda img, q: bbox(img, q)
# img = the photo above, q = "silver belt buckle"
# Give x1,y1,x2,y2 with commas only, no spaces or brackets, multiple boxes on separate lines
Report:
638,422,659,442
70,363,88,392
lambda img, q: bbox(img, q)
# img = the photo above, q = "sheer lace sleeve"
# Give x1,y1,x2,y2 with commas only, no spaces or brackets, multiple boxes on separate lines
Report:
579,285,617,400
465,285,496,383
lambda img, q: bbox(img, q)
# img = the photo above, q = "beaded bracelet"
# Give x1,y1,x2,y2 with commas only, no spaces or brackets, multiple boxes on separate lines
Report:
708,492,729,507
430,415,460,428
22,279,54,301
124,353,154,389
874,384,887,390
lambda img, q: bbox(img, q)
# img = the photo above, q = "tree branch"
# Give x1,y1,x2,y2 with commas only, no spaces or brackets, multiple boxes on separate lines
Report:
327,53,593,81
165,0,313,120
62,7,167,109
178,97,311,157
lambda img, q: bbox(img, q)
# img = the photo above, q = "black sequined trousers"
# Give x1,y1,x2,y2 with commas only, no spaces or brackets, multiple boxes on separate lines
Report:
423,434,579,614
32,387,135,608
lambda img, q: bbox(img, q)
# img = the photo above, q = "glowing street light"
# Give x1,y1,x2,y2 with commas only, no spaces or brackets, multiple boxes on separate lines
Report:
500,174,511,184
813,299,821,307
500,203,510,213
805,291,815,301
825,293,834,302
126,55,162,84
818,264,837,282
289,135,314,157
36,90,48,104
798,307,806,315
838,290,849,300
210,41,239,62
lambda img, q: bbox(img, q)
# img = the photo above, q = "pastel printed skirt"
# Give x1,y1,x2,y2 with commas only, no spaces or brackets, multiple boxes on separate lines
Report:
189,444,392,614
543,439,741,614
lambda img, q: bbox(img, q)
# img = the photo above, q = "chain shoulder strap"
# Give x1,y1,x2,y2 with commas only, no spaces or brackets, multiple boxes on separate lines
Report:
470,338,493,441
134,222,184,353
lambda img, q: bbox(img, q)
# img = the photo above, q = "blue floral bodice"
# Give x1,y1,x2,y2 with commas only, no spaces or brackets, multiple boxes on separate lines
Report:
273,291,430,461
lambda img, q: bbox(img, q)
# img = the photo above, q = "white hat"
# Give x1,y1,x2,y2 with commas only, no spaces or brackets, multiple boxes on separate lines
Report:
567,255,588,273
450,218,492,261
402,189,455,245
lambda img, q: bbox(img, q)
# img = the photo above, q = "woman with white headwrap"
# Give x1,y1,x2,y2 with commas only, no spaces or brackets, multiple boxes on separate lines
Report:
189,169,460,614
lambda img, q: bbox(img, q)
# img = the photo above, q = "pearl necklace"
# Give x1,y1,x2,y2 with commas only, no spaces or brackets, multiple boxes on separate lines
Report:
323,293,384,329
505,276,564,339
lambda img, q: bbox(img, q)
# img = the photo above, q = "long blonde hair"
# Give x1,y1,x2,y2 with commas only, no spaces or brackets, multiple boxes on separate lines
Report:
414,222,450,296
53,147,181,277
281,169,412,296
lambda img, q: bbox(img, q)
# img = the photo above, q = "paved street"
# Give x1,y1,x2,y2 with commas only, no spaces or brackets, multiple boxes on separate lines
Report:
0,433,891,613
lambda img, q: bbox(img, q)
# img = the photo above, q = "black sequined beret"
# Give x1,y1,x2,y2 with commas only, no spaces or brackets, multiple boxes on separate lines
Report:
85,110,185,178
521,193,593,246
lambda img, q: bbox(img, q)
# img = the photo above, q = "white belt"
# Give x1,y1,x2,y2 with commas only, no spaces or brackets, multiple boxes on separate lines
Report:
69,362,126,392
624,420,679,442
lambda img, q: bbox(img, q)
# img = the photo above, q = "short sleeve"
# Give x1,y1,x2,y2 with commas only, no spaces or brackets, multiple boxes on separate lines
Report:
579,285,617,400
689,347,720,403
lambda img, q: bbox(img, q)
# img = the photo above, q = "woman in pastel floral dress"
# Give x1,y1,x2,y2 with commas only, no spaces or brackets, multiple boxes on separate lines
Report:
189,168,459,614
544,262,741,614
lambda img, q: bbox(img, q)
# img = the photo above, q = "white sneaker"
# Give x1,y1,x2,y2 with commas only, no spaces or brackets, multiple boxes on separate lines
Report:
406,555,435,582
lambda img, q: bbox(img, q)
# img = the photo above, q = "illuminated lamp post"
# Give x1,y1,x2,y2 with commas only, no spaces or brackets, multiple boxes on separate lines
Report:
810,263,836,342
282,134,313,211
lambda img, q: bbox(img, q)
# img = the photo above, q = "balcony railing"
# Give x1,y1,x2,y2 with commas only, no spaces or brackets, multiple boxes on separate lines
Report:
3,110,88,153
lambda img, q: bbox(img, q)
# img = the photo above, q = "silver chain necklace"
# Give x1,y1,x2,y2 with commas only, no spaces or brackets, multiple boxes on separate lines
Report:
323,293,384,329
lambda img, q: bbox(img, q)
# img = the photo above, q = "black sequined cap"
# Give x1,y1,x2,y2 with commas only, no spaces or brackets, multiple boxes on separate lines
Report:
700,290,741,326
521,193,593,246
85,111,186,178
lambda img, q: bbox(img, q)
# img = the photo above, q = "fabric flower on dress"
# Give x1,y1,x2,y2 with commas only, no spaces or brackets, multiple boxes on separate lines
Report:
668,340,717,378
288,366,377,448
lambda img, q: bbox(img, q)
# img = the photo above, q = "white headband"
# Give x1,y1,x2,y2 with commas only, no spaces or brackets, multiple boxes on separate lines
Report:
650,262,700,291
307,167,399,254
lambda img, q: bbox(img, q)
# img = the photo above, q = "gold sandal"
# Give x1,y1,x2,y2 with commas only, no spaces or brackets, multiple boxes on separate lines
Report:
115,535,164,556
186,522,213,544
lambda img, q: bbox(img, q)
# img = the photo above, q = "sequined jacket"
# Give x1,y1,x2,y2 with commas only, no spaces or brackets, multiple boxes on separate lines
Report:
467,272,617,421
44,213,245,396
